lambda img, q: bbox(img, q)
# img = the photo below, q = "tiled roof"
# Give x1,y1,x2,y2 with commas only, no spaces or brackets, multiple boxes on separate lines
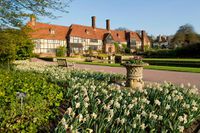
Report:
27,22,69,40
129,32,141,42
143,32,150,43
27,21,150,44
69,24,127,42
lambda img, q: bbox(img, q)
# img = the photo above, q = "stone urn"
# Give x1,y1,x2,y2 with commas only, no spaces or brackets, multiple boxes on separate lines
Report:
122,63,148,89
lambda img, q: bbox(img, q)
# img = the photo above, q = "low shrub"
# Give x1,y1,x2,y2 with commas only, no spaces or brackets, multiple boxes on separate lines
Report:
56,46,66,57
125,47,131,54
115,55,122,64
97,54,108,60
38,57,54,62
0,68,63,132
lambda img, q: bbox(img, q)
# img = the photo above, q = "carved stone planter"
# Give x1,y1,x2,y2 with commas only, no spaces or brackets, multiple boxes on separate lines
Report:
122,63,148,89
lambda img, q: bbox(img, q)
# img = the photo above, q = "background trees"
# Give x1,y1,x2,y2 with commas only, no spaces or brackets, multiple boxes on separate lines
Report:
115,27,130,31
171,24,200,48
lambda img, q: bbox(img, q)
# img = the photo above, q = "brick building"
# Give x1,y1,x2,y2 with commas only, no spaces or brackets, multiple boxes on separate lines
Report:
27,16,150,56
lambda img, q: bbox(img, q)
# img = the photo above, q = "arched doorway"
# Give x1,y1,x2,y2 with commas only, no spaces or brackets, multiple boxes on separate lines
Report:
108,47,112,53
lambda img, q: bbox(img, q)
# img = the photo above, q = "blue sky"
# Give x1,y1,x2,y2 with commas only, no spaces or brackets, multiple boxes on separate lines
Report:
39,0,200,36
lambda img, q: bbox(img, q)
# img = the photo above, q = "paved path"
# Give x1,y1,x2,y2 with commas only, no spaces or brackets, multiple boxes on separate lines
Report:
75,64,200,89
30,58,200,88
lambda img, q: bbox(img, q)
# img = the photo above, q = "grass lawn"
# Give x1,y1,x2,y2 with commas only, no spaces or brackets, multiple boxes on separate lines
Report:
73,61,200,73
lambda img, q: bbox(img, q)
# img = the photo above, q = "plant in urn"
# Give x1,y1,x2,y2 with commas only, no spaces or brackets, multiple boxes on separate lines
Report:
122,56,148,89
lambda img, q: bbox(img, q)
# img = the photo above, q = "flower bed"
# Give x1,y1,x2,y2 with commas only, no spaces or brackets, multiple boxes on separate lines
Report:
7,61,200,132
55,80,199,132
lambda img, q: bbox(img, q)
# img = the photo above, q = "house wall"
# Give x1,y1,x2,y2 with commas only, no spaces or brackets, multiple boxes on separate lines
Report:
136,41,142,49
69,36,103,53
33,39,66,54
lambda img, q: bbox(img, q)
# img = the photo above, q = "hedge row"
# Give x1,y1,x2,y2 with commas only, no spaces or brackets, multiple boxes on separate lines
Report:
144,43,200,58
143,60,200,68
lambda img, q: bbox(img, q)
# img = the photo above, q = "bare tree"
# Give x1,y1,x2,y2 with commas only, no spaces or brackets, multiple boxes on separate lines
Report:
115,27,130,31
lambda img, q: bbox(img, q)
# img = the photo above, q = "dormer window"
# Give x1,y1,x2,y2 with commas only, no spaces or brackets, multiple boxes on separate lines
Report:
117,33,120,38
85,29,89,34
49,28,55,34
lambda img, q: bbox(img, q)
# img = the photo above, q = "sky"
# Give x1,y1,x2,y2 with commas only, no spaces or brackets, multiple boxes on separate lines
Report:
38,0,200,36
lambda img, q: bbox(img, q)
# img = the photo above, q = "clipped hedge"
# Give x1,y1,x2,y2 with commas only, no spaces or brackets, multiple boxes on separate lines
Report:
144,43,200,58
144,49,176,58
143,59,200,68
38,57,54,62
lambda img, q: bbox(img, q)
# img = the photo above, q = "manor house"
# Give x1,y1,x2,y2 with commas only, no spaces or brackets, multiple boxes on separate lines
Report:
27,16,150,56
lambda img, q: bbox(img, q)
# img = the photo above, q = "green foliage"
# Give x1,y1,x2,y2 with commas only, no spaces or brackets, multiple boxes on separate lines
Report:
98,54,108,59
128,56,144,65
0,28,34,63
144,45,150,52
125,47,130,53
15,28,34,60
88,47,94,56
0,0,72,27
0,68,63,132
38,57,54,62
175,43,200,58
114,43,128,54
144,49,176,58
144,43,200,58
115,55,122,64
143,58,200,68
56,46,66,57
114,43,120,53
171,24,200,48
121,44,127,49
0,31,16,64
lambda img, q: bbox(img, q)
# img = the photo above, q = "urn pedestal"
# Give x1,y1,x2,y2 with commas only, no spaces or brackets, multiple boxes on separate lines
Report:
122,63,148,89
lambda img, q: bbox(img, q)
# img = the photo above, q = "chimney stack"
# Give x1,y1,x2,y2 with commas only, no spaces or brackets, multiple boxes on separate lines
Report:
106,19,110,31
30,15,36,26
91,16,96,29
158,35,162,42
141,30,145,51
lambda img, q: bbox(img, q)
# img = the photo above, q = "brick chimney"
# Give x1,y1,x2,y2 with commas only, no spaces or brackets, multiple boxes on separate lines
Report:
158,35,162,42
106,19,110,31
91,16,96,29
30,15,36,26
141,30,146,51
